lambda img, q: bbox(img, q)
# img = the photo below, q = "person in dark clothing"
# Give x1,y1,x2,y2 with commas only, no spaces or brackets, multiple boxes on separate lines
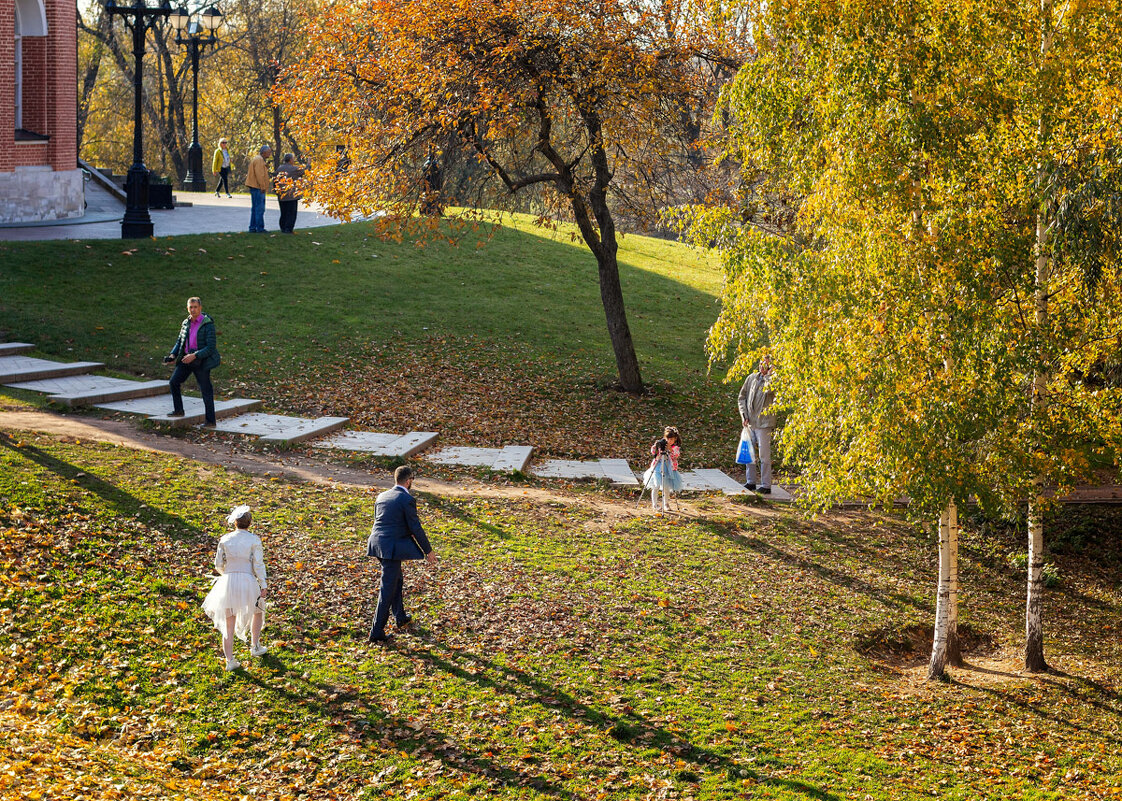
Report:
365,465,438,643
164,296,221,426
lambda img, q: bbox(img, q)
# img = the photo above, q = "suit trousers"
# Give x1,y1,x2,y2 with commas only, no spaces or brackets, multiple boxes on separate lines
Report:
370,558,408,638
746,428,773,488
169,362,216,424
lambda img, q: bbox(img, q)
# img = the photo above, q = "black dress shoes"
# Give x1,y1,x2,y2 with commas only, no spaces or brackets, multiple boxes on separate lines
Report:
368,633,395,644
744,482,757,490
758,486,772,494
395,615,413,629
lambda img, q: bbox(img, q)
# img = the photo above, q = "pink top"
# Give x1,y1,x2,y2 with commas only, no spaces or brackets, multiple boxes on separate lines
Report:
649,442,680,472
188,316,204,351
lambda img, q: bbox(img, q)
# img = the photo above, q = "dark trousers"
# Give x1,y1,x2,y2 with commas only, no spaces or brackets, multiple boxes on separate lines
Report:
169,362,216,424
278,199,298,233
215,167,230,195
370,558,407,638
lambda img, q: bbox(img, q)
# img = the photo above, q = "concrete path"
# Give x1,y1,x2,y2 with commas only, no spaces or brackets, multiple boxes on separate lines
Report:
0,193,343,241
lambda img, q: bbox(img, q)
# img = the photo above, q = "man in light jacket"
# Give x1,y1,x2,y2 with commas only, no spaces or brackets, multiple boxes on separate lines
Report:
737,355,776,493
245,144,272,233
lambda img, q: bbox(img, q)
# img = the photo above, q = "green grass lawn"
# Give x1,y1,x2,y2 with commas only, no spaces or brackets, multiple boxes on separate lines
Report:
0,216,737,465
3,431,1122,799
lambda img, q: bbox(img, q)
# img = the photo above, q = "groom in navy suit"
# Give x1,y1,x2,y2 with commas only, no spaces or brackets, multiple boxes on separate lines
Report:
367,465,437,643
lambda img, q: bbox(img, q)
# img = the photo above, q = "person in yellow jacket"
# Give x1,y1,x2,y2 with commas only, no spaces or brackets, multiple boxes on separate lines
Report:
212,138,232,197
245,144,272,233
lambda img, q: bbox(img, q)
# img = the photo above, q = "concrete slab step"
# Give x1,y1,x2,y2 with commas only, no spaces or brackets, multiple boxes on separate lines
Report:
427,444,533,473
150,399,263,427
5,375,168,406
95,394,261,426
598,458,639,486
692,468,754,495
312,430,439,457
531,457,638,485
426,446,500,468
211,412,349,445
492,445,533,473
0,343,35,356
0,355,104,383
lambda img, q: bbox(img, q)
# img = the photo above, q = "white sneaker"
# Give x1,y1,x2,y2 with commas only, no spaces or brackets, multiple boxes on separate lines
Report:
224,657,242,671
250,644,268,657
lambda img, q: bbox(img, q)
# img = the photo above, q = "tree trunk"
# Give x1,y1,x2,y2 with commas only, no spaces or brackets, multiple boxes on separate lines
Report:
1025,213,1051,673
928,500,960,679
1025,495,1048,672
595,246,644,394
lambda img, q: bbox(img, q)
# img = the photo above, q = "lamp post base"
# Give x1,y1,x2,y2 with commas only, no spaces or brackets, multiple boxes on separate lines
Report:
122,163,155,239
183,142,207,191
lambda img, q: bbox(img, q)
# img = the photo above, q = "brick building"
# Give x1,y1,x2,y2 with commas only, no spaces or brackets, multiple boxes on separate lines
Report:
1,0,81,224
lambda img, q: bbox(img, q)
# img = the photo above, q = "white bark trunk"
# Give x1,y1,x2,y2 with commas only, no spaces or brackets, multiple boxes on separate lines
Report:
1025,213,1051,673
928,500,959,679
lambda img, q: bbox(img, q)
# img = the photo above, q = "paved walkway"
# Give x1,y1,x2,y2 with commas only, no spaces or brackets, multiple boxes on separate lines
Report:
0,192,344,241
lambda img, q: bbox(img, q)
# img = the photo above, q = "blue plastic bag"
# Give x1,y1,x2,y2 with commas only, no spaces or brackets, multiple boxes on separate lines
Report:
735,428,754,464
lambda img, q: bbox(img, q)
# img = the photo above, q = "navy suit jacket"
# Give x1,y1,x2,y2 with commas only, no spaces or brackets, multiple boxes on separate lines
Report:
366,486,431,561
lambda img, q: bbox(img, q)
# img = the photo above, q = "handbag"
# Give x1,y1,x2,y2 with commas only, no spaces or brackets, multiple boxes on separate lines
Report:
735,427,755,464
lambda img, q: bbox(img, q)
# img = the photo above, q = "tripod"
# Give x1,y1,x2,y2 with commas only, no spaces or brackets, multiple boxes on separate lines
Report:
637,451,680,512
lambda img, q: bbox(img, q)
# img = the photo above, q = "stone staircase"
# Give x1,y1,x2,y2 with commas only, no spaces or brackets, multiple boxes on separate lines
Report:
0,343,788,499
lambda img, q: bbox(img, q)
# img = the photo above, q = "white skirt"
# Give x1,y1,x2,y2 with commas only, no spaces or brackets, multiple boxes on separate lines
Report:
201,572,264,642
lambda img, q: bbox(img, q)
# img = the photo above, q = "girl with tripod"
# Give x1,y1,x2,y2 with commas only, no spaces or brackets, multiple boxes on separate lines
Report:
642,426,683,511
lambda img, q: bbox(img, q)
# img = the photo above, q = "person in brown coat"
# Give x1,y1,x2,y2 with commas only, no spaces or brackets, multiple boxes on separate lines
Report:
246,144,272,233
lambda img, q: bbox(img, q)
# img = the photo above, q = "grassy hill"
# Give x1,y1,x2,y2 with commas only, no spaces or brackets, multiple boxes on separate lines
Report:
0,217,735,466
3,430,1122,799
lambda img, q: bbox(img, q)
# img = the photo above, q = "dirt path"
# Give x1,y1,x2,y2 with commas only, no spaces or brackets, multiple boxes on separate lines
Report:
4,407,1117,510
0,408,750,522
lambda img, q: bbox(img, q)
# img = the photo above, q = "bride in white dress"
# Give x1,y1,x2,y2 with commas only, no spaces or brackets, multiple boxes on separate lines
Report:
201,505,269,671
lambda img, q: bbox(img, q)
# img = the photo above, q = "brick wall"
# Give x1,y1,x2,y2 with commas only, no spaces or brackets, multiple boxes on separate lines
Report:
46,0,77,171
0,0,77,174
0,0,14,173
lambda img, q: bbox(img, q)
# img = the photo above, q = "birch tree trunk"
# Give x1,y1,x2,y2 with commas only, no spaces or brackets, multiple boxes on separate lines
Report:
928,500,960,679
1025,212,1051,673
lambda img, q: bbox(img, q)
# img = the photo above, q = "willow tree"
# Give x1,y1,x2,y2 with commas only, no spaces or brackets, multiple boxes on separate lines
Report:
681,0,1122,677
279,0,738,393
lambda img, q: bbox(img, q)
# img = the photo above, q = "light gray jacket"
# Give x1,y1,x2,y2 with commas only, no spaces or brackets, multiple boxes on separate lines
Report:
737,371,777,431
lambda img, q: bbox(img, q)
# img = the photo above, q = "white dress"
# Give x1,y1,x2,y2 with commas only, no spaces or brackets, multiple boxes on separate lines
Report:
201,528,267,641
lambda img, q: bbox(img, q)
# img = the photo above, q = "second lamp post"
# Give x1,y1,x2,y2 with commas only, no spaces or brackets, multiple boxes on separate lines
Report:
171,5,223,192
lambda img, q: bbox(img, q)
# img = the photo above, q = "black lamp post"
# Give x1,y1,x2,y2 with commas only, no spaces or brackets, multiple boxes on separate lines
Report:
172,5,223,192
105,0,175,239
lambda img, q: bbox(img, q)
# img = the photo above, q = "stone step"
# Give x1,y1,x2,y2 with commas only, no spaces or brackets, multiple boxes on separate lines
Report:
5,375,168,407
94,393,262,426
211,413,349,445
0,343,35,356
426,444,534,474
598,458,639,486
492,445,533,473
692,469,756,495
0,355,104,383
312,430,440,458
531,457,638,485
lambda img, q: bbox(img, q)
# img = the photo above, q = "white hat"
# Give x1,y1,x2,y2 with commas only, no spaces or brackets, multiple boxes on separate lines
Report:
226,505,251,527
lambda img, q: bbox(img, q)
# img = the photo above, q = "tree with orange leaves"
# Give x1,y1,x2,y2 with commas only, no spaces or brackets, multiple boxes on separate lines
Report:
280,0,738,393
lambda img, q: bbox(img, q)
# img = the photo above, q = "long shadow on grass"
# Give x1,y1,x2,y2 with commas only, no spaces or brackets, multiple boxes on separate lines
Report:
702,520,930,614
409,641,837,799
238,656,575,799
961,676,1122,746
0,433,203,542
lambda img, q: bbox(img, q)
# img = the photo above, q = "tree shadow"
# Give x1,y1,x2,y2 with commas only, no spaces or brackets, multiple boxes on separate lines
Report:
236,651,576,798
0,432,204,543
404,638,838,799
702,519,930,614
